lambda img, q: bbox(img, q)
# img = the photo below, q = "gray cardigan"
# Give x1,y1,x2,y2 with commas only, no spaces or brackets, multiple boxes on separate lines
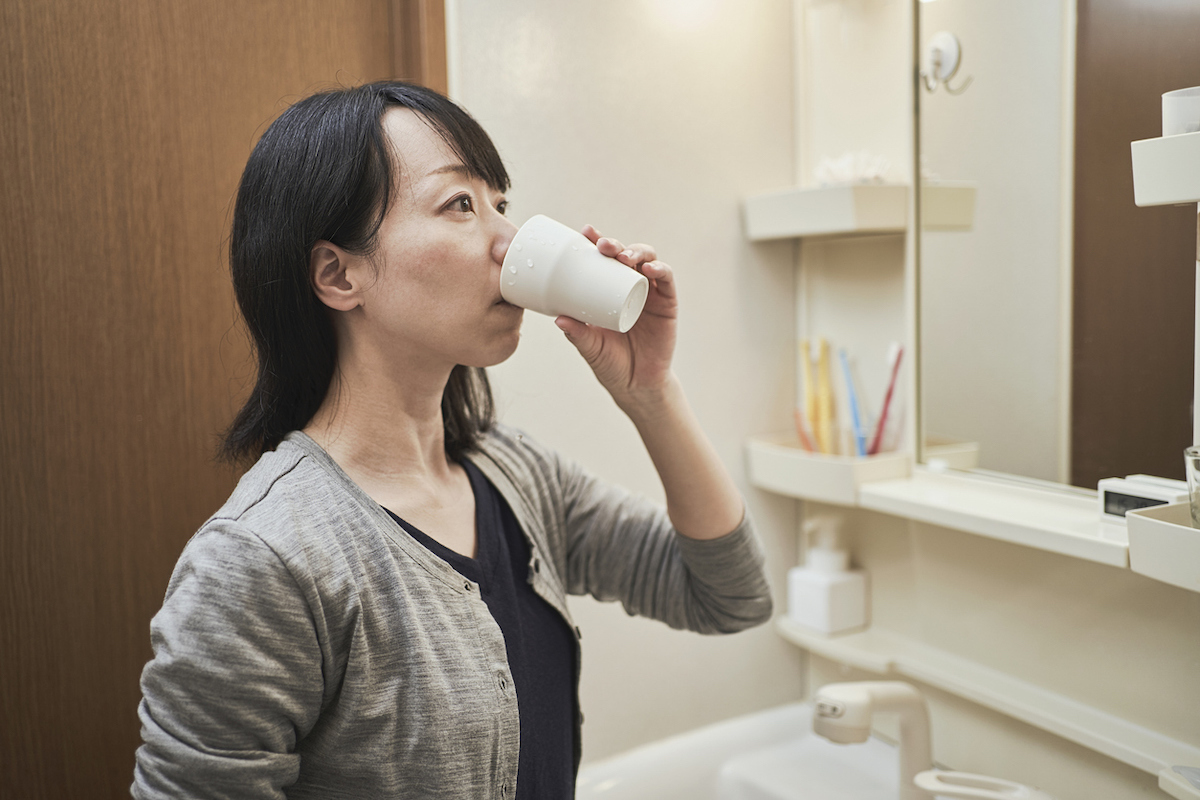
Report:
133,425,772,799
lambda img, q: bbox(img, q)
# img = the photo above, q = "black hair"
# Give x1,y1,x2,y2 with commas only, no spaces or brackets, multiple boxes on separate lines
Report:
220,81,510,464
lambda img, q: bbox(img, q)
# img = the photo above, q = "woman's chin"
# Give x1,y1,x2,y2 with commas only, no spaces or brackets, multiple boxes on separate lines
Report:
466,329,522,369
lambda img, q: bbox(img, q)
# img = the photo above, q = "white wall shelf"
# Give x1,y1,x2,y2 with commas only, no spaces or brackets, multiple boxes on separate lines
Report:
745,434,912,507
1126,502,1200,593
743,182,977,241
776,618,1200,797
858,469,1128,567
743,184,908,241
1131,131,1200,207
747,457,1129,567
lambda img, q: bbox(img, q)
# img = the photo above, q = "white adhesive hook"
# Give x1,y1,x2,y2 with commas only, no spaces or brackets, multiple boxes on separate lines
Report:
914,769,1056,799
921,31,973,95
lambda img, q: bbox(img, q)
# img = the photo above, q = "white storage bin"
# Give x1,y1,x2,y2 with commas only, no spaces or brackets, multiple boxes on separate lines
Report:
1125,501,1200,593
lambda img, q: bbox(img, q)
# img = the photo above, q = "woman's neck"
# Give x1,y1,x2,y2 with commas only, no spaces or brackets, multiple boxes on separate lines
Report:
303,346,456,486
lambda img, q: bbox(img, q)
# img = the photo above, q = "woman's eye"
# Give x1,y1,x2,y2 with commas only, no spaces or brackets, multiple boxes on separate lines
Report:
497,200,508,215
455,195,473,213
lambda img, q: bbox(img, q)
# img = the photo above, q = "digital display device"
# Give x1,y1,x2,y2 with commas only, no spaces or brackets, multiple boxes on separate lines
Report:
1096,476,1189,523
1103,491,1167,518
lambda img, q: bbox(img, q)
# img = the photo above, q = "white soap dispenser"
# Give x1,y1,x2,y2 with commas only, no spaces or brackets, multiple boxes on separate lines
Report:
787,517,868,634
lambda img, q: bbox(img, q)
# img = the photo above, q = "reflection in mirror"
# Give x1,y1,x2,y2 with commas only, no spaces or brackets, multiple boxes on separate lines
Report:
918,0,1199,488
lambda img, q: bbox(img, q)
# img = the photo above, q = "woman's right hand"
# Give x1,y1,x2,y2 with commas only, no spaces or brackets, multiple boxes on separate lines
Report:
554,225,679,416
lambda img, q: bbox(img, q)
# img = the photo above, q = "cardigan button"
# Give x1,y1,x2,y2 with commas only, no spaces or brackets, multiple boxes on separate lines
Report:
532,558,540,574
464,581,472,591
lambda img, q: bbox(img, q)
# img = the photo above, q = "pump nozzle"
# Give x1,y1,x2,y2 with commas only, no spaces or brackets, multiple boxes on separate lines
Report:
803,516,849,573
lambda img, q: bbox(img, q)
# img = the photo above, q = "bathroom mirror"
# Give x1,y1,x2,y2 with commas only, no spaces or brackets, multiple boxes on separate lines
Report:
917,0,1199,489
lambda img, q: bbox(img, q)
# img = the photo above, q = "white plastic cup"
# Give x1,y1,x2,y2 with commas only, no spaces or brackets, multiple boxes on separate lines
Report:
1185,447,1200,527
1163,87,1200,137
500,215,649,333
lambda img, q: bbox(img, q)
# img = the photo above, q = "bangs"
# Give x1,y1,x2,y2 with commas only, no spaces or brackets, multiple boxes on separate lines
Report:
380,85,510,194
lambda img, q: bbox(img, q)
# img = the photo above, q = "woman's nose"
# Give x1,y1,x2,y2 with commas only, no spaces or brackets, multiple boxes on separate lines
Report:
493,215,519,264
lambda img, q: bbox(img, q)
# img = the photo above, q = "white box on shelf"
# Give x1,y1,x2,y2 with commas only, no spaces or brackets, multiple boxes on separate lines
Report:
745,434,912,506
1125,502,1200,593
742,184,908,241
787,566,867,634
1130,131,1200,207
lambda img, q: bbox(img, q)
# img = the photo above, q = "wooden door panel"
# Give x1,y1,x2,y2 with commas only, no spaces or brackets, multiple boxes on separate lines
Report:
1072,0,1200,488
0,0,446,795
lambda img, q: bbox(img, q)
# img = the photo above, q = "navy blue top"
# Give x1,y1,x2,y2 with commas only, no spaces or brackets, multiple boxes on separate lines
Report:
385,459,577,799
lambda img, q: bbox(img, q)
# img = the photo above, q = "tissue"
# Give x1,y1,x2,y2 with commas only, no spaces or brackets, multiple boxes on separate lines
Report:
815,151,891,186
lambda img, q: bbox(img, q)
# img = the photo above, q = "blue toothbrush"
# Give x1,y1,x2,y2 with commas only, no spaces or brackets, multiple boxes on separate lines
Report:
839,349,867,457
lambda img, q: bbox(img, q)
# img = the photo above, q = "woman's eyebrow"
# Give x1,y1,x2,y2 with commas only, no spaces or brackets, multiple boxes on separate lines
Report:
424,163,471,179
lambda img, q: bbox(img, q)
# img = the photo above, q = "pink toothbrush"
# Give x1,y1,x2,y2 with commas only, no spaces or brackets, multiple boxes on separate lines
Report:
868,343,904,456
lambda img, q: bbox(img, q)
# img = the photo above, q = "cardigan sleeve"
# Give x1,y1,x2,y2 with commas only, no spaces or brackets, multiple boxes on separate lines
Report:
132,520,324,800
550,444,773,635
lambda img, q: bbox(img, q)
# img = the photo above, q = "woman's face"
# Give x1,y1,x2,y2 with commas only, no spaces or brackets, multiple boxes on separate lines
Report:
355,107,522,371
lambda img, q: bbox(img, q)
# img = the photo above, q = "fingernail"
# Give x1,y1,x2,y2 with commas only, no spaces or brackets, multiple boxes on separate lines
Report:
620,249,634,259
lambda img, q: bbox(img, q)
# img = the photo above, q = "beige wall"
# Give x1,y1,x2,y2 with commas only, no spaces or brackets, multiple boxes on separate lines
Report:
447,0,805,764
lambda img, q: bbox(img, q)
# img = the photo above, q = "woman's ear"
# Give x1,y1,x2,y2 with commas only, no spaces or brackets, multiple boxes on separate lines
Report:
310,241,363,311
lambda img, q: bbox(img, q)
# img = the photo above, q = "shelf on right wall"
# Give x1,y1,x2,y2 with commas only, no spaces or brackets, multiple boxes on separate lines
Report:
743,182,976,241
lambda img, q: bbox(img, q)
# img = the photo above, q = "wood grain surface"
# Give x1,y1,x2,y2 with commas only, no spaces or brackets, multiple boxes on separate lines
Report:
1071,0,1200,488
0,1,443,796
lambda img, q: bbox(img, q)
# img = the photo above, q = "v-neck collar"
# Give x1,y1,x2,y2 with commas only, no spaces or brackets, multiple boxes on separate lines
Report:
380,459,500,587
280,431,475,593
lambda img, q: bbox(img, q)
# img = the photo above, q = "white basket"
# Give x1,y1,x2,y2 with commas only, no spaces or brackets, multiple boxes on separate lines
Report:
1125,502,1200,593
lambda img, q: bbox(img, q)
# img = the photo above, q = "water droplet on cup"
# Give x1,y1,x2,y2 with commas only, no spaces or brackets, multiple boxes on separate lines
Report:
526,259,533,267
514,243,522,251
508,265,517,274
571,245,578,251
506,279,516,286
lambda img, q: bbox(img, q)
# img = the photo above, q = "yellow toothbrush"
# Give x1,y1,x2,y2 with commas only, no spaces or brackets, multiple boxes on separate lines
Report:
795,338,816,452
799,339,818,451
816,338,834,454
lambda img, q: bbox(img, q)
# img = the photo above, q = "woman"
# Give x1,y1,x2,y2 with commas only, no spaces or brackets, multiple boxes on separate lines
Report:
133,81,771,799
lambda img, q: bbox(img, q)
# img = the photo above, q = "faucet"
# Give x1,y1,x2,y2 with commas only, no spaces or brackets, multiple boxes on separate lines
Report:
813,681,1055,800
813,681,931,800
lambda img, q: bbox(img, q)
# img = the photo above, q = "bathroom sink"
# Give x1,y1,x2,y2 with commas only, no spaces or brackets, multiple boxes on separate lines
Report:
717,733,899,799
576,703,900,800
